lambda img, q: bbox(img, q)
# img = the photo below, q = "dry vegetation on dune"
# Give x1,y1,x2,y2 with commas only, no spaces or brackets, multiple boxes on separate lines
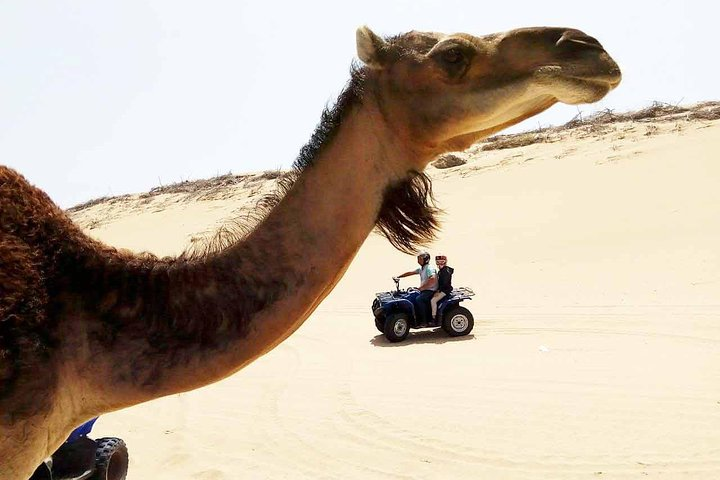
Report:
477,100,720,152
67,170,286,214
67,101,719,211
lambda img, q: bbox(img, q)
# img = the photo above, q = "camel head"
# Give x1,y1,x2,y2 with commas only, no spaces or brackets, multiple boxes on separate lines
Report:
357,26,621,158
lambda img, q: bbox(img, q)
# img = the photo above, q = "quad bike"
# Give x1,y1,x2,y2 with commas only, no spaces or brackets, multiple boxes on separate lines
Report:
371,278,475,342
30,418,128,480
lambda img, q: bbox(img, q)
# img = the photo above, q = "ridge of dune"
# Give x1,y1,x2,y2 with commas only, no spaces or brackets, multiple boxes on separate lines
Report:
69,101,720,250
69,102,720,479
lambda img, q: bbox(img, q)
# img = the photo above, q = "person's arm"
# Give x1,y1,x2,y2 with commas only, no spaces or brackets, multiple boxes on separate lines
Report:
393,270,418,280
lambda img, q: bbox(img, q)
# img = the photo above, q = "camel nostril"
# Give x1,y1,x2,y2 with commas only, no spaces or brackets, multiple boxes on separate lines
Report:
556,30,604,51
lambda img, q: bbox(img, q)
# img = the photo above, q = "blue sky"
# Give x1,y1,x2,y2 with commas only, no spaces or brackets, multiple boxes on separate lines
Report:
2,1,717,207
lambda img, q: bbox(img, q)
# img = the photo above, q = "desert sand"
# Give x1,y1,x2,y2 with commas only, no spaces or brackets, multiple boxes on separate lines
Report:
69,105,720,479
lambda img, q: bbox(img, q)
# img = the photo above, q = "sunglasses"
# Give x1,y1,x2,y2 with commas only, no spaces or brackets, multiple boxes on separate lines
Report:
435,256,447,261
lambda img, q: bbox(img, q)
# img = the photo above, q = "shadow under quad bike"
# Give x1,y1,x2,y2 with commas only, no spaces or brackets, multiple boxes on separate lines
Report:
30,417,129,480
371,278,476,342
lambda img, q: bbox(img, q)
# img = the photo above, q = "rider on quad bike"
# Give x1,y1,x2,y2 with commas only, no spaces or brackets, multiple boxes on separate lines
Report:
393,251,437,326
375,253,475,342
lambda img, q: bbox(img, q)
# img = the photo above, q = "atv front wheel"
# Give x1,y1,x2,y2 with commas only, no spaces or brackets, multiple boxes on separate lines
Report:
92,437,129,480
384,313,410,342
375,315,385,333
442,307,474,337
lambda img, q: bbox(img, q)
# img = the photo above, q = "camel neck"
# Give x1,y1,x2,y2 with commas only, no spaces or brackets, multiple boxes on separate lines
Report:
74,99,419,412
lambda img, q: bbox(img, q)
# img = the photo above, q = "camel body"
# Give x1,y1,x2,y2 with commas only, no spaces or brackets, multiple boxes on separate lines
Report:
0,26,620,479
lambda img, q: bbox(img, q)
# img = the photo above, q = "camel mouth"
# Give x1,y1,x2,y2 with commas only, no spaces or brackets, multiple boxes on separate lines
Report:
533,64,621,104
568,71,622,89
563,75,622,99
536,64,622,87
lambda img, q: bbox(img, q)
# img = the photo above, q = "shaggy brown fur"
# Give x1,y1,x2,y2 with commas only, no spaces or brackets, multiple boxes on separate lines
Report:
0,166,306,417
192,65,441,257
1,168,62,422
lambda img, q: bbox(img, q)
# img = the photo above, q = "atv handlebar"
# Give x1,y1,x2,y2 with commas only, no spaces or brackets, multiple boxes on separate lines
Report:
392,277,421,294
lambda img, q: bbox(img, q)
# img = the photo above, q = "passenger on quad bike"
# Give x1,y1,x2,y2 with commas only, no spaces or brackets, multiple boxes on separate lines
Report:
393,251,437,326
430,255,454,321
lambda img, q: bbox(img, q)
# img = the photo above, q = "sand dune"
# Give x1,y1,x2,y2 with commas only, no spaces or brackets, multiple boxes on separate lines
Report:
70,106,720,479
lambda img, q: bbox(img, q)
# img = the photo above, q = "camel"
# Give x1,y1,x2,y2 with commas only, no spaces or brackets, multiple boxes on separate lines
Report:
0,25,620,478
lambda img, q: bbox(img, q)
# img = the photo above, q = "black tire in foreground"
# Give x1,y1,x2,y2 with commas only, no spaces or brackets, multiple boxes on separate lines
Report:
92,437,129,480
384,312,411,342
442,306,474,337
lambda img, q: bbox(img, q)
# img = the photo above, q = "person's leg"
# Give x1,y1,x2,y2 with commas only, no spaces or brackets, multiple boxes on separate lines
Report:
415,290,434,325
414,293,425,324
431,292,446,320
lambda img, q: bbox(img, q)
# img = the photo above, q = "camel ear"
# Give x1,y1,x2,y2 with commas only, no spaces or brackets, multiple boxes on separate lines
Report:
356,26,388,69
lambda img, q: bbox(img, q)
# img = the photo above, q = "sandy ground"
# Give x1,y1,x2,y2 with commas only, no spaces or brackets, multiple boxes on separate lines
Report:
70,114,720,479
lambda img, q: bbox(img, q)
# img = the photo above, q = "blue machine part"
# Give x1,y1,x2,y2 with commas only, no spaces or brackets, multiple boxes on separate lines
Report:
66,417,99,443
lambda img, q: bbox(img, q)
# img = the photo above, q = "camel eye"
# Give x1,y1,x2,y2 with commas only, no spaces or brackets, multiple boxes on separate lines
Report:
433,45,470,78
442,48,464,64
430,42,472,78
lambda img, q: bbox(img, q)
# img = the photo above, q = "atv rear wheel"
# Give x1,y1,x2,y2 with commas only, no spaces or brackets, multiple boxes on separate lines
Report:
91,437,129,480
384,312,410,342
442,306,474,337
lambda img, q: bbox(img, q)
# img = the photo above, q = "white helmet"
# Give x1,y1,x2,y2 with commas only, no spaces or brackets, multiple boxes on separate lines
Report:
417,251,430,265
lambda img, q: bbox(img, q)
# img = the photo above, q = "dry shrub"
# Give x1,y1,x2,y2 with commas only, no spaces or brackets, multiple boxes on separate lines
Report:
481,131,553,151
476,101,720,153
687,105,720,121
147,173,251,196
67,195,124,213
432,153,468,169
